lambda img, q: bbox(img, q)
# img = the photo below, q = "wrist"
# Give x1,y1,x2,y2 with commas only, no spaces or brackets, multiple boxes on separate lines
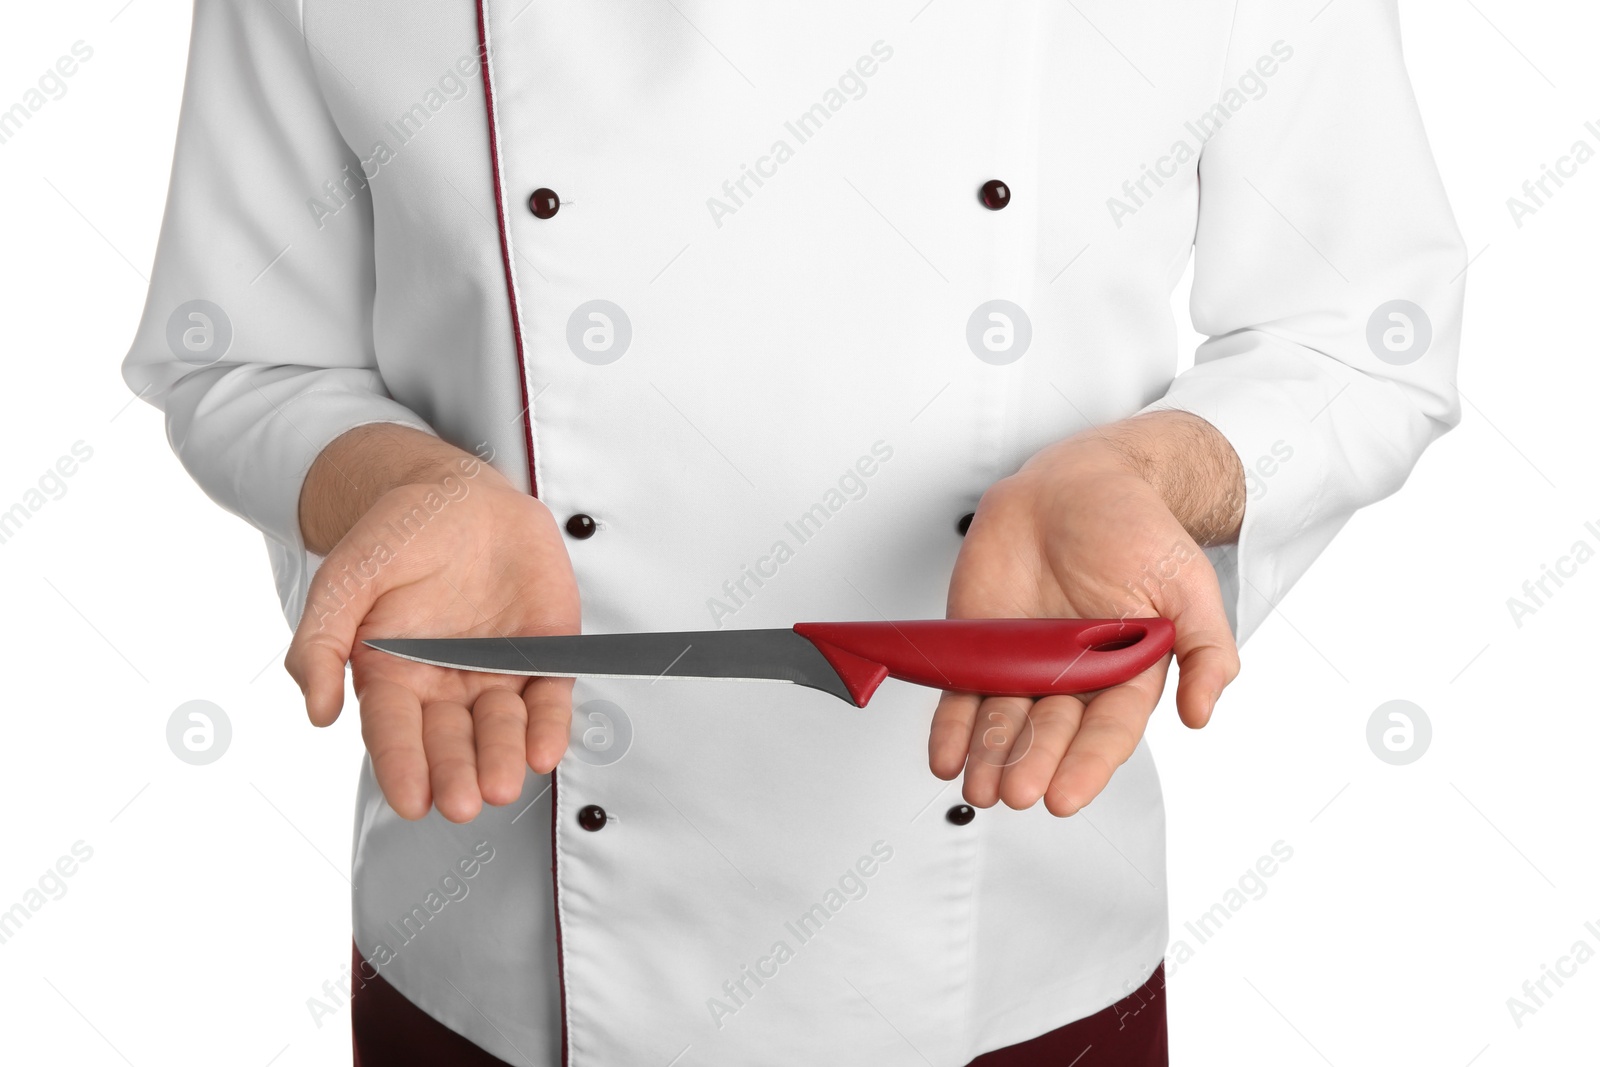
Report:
1038,412,1246,546
299,424,510,554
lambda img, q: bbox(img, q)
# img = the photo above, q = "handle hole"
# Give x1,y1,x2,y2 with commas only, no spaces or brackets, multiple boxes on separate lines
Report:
1088,636,1140,652
1077,622,1147,652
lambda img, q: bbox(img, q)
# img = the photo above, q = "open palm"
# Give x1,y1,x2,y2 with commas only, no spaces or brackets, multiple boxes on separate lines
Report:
288,476,580,822
929,451,1237,817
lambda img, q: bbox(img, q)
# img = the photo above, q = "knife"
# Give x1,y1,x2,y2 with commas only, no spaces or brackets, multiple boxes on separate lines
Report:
364,618,1174,708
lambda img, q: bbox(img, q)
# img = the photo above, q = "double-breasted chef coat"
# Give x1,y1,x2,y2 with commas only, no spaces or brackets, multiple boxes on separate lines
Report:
124,0,1465,1063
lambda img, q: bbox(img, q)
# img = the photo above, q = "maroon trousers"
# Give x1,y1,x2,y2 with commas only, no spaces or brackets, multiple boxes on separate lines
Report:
351,941,1167,1066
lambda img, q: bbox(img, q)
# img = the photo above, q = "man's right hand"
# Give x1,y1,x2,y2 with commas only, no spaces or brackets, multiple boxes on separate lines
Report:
284,425,580,823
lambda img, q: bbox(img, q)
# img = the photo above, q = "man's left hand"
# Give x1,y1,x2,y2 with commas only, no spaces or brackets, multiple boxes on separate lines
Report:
929,411,1245,816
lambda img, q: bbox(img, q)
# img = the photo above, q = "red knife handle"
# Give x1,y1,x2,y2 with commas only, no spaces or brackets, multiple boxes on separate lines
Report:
792,618,1174,708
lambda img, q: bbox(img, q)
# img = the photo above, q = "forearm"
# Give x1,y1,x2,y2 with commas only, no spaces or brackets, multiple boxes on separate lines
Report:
298,424,507,555
1032,411,1246,548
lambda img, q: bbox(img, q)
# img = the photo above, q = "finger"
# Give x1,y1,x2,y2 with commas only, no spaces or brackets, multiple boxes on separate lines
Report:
285,618,353,728
998,694,1085,810
1043,684,1155,817
422,699,482,823
929,691,982,780
286,549,382,727
962,696,1034,808
473,686,529,807
523,675,575,775
1168,577,1240,730
358,678,431,820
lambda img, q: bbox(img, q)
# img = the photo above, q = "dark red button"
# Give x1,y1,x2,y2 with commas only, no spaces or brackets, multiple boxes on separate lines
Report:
979,180,1010,210
577,804,607,831
957,512,974,536
946,804,976,826
565,514,597,539
528,188,561,219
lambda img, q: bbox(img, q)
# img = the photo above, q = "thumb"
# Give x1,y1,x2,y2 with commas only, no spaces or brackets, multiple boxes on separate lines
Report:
285,542,383,727
1167,573,1239,730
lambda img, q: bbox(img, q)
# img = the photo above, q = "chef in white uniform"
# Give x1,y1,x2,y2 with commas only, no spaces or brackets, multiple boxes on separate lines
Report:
123,1,1464,1063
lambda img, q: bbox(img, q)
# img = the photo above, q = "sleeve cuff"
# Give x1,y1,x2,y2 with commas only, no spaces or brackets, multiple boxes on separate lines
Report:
1138,346,1354,646
163,364,438,554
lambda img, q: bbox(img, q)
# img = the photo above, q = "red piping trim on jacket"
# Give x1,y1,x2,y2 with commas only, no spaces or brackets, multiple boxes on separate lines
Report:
475,5,567,1066
474,0,539,498
548,774,568,1067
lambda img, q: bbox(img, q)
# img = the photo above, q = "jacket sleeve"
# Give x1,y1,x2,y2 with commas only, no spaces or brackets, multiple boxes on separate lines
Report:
122,0,435,555
1141,0,1467,644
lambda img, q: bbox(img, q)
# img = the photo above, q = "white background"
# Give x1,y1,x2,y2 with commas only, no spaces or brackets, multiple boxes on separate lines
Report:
1,1,1596,1064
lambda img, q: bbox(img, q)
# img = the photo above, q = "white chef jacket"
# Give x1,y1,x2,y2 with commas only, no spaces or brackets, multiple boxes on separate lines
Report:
123,1,1465,1063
